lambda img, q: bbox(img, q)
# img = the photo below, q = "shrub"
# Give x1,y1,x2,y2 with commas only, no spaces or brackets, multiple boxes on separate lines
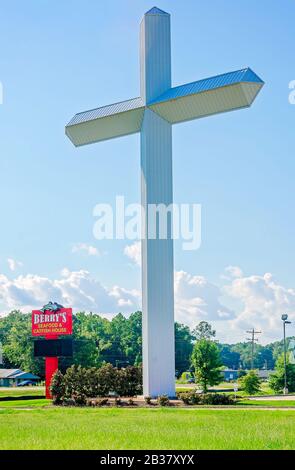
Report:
178,392,191,405
62,397,75,407
144,396,152,405
95,364,118,397
50,364,142,405
157,395,170,407
201,393,235,405
240,370,261,395
97,398,109,407
72,393,87,406
114,397,122,406
63,365,88,398
50,370,65,405
116,366,143,397
177,391,202,405
178,391,235,406
128,398,135,406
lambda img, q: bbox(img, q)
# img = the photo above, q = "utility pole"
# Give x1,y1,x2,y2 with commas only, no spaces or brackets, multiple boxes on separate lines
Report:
246,328,262,369
281,314,291,395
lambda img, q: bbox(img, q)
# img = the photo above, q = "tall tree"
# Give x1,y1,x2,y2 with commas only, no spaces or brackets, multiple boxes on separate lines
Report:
192,321,216,341
218,344,240,369
192,339,222,392
269,353,295,393
175,323,194,376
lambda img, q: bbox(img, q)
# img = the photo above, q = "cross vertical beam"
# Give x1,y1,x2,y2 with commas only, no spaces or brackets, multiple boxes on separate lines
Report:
140,9,175,397
140,8,171,104
141,109,175,397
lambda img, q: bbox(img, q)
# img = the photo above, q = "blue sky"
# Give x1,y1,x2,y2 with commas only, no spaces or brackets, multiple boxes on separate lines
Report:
0,0,294,342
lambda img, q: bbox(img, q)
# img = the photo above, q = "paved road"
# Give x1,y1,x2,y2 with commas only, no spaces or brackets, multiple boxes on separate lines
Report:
249,394,295,401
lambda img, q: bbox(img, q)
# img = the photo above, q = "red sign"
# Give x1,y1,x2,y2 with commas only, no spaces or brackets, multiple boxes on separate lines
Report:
32,308,73,337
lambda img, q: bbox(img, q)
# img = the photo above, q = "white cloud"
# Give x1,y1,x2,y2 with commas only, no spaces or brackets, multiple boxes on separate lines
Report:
1,260,294,343
0,269,140,316
174,270,235,327
221,265,243,280
7,258,23,272
72,243,100,257
223,272,295,342
124,241,141,266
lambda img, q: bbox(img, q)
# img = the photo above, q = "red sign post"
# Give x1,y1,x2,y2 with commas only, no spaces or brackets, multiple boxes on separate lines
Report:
32,304,73,399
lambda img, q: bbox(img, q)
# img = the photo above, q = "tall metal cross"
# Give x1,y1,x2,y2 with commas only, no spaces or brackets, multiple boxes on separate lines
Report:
65,7,264,397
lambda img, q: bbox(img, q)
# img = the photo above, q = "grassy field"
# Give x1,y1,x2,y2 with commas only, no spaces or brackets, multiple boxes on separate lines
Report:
0,386,294,450
238,400,295,407
0,386,44,398
176,381,274,396
0,406,294,450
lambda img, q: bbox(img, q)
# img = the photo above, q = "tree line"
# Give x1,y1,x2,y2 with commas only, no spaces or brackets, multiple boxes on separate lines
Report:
0,310,293,378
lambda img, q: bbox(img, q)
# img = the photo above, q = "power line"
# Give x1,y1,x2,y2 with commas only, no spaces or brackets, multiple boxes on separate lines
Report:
246,328,262,369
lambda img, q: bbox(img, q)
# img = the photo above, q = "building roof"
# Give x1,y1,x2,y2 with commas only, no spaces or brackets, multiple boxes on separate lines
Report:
0,369,39,380
0,369,21,378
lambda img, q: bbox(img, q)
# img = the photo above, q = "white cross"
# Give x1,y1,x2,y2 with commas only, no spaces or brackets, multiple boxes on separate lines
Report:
65,7,264,397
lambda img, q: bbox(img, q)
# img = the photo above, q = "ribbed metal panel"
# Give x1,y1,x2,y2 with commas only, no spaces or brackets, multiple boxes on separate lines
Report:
149,81,263,124
141,109,175,397
240,82,264,106
150,68,263,104
67,97,144,126
65,102,145,147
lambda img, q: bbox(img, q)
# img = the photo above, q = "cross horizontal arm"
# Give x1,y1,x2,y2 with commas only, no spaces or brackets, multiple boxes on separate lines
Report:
66,97,145,147
148,68,264,124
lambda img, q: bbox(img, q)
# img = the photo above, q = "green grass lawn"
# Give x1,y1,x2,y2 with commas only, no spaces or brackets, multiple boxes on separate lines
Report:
0,407,294,450
0,386,45,398
176,381,275,397
0,398,50,408
238,400,295,407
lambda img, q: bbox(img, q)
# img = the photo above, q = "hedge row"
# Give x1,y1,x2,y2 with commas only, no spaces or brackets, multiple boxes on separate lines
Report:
50,364,142,405
177,391,236,405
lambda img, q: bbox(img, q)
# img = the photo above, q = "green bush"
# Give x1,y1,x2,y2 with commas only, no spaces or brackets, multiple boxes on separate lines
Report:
114,397,122,406
144,396,152,405
94,364,117,396
63,365,88,398
50,370,65,405
177,391,202,405
201,393,235,405
116,366,143,397
240,370,261,395
62,397,75,406
50,364,142,405
72,392,87,406
178,391,235,406
157,395,170,407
